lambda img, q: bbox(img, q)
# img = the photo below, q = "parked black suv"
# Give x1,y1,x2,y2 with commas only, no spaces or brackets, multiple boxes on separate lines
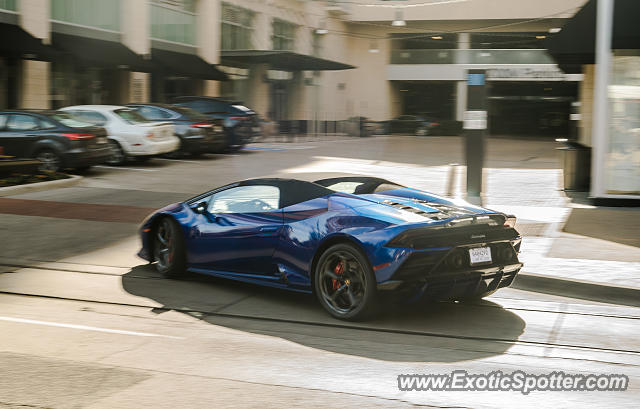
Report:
126,103,226,155
0,110,112,172
171,97,259,151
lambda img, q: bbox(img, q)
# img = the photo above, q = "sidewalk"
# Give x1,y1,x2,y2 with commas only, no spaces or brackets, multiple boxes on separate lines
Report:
478,161,640,306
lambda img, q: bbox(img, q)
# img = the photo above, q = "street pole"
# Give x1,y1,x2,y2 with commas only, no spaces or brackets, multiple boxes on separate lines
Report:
464,69,487,205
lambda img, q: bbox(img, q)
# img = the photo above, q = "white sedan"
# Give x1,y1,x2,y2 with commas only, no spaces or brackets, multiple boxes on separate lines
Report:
60,105,180,165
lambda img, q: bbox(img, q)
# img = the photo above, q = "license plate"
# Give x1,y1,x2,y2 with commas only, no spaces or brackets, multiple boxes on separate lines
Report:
97,137,108,144
252,127,260,132
469,247,492,265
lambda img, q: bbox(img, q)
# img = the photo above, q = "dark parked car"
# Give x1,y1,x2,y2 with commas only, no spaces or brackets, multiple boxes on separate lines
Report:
0,110,112,172
171,96,259,150
126,103,225,155
389,115,440,136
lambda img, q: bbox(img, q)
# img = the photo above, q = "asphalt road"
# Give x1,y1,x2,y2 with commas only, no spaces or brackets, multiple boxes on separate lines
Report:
1,136,638,408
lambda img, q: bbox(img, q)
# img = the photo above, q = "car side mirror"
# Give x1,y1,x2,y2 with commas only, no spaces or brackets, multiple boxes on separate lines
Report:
194,201,208,214
194,201,217,222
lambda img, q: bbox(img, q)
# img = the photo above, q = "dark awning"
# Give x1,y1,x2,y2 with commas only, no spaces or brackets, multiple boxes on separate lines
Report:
0,23,59,61
545,0,640,73
151,48,228,81
52,32,154,72
220,50,356,71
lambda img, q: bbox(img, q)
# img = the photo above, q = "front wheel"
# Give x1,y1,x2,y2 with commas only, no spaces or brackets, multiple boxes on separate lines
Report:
313,243,378,321
153,217,186,278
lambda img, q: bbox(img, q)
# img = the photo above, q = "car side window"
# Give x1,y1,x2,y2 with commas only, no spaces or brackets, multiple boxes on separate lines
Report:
136,106,172,120
68,111,108,126
6,114,40,131
208,185,280,214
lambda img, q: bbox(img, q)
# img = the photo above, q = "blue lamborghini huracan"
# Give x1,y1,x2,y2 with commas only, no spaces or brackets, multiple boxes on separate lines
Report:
138,177,523,320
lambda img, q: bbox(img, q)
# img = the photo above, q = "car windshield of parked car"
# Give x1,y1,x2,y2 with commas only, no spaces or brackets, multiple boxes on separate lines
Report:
49,112,95,128
208,185,280,214
114,109,150,125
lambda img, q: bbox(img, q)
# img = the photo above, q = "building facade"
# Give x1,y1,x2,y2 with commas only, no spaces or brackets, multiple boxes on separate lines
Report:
2,0,590,136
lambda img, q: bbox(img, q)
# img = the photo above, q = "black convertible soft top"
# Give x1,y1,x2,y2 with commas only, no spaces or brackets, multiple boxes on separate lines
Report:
187,178,335,209
314,176,405,195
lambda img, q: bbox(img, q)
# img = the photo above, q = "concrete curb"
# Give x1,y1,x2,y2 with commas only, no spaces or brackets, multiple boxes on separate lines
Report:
512,272,640,307
0,175,83,197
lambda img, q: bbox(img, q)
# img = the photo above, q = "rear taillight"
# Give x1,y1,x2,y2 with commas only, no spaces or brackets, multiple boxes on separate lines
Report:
191,122,213,128
230,116,248,121
62,133,95,141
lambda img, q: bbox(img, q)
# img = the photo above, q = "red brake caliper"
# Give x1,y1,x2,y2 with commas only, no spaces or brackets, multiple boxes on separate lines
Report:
332,261,344,290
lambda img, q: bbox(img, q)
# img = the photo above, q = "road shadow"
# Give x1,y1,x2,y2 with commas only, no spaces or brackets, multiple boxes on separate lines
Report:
122,264,526,363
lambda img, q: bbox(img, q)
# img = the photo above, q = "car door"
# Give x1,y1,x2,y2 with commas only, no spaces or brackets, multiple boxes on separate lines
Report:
2,114,42,157
188,184,284,276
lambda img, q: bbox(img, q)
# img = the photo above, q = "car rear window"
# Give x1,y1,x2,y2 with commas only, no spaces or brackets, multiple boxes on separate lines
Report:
170,105,211,121
114,109,149,125
48,112,95,128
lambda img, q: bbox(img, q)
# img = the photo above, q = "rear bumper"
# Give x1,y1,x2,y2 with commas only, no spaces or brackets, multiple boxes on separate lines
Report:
376,236,523,300
379,262,522,301
128,137,180,156
63,146,112,168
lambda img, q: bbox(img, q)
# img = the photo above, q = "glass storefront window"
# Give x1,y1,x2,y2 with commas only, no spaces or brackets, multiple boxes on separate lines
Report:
0,0,17,12
605,53,640,195
272,19,296,51
151,0,196,45
51,0,120,31
221,3,254,50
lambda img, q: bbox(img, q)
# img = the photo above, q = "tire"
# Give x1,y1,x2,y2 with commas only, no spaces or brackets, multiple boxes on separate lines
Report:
153,217,187,278
35,149,63,172
415,127,427,137
313,243,378,321
106,139,126,165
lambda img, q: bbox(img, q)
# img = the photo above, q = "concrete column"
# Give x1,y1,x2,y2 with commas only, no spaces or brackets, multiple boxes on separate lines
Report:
203,80,220,97
197,0,221,64
18,0,51,109
128,72,151,103
591,0,614,198
120,0,150,104
455,33,470,121
19,0,50,43
20,60,50,109
246,64,270,118
579,64,595,146
121,0,150,55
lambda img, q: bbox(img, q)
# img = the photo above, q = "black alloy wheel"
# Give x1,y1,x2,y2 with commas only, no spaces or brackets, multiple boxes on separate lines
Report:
314,243,378,320
153,217,186,278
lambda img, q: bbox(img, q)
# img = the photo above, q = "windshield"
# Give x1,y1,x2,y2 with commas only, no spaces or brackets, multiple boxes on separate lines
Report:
49,112,96,128
114,109,149,125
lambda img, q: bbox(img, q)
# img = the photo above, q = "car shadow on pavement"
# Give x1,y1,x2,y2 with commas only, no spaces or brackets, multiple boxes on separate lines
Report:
122,264,526,363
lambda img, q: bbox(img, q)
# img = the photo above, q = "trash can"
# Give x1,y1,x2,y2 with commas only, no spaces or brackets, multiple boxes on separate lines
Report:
557,141,591,191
